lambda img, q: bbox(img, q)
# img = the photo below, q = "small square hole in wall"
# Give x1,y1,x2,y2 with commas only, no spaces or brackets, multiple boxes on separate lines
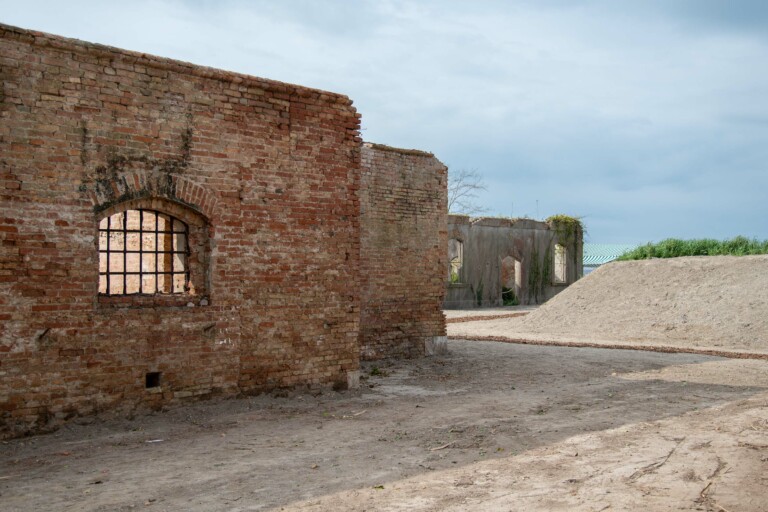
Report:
145,372,161,389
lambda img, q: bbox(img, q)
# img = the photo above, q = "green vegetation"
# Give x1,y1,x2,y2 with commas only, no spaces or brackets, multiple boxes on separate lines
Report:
527,246,552,304
501,287,519,306
369,366,389,377
617,236,768,260
475,280,484,307
546,214,584,246
547,214,584,271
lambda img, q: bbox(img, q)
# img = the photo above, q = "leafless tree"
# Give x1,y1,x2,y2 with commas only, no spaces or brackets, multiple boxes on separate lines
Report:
447,167,487,215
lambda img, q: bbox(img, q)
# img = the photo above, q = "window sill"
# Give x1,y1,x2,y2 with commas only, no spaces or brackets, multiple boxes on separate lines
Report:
97,294,210,309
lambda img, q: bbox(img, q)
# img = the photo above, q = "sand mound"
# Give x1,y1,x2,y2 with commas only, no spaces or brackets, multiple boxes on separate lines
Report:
517,255,768,351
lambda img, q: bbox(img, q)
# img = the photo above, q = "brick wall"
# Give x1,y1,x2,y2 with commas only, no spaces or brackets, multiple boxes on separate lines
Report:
0,24,362,437
359,143,447,359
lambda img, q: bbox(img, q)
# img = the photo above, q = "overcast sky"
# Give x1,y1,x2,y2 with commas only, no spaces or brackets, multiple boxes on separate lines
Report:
4,0,768,243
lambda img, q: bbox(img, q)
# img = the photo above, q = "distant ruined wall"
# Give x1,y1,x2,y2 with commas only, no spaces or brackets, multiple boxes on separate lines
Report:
359,143,447,359
445,215,583,308
0,24,362,437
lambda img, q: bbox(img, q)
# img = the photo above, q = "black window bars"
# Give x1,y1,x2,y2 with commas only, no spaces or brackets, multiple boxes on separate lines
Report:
98,209,190,295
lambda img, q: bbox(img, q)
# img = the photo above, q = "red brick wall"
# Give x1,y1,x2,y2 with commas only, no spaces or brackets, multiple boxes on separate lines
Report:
359,143,447,359
0,24,362,437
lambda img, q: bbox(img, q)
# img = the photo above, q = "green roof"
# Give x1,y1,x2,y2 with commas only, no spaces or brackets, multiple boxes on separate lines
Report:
584,244,638,266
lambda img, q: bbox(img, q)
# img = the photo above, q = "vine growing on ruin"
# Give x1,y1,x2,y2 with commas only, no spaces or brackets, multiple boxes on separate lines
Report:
547,214,584,270
527,246,552,304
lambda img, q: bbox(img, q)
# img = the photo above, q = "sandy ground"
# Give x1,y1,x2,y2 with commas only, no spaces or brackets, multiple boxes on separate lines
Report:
2,339,768,511
3,256,767,510
450,255,768,358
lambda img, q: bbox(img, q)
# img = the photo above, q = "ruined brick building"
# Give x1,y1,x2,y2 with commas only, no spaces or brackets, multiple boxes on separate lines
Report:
445,215,583,308
0,24,447,437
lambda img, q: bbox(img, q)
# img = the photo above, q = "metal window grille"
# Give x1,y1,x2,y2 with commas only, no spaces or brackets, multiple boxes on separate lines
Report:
98,209,190,295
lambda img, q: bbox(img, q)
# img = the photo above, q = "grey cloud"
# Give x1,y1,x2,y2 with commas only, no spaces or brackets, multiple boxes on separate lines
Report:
4,0,768,242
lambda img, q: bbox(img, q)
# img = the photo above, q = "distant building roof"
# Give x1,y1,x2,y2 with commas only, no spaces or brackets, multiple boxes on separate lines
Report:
583,244,638,266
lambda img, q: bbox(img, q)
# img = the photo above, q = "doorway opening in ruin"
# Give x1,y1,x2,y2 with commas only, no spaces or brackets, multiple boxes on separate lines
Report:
501,256,521,305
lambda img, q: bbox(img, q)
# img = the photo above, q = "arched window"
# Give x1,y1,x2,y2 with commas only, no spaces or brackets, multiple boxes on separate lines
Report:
448,238,464,283
98,209,190,295
501,255,521,305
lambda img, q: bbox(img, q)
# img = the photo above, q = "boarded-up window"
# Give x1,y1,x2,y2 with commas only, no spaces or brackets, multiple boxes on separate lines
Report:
99,209,189,295
554,244,567,284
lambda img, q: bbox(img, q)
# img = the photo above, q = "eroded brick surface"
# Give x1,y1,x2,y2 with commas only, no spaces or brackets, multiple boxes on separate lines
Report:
0,24,448,438
359,143,448,360
0,24,363,437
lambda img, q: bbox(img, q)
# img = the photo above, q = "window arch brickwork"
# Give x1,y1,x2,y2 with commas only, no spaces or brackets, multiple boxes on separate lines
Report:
96,197,210,305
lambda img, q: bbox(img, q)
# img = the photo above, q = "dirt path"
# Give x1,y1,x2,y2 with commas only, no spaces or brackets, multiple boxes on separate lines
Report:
2,339,767,511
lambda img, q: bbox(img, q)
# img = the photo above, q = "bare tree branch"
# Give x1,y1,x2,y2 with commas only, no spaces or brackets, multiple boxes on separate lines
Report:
447,168,487,215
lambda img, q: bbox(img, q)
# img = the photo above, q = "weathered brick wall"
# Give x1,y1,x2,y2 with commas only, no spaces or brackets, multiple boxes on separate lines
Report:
359,143,447,359
0,24,362,437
